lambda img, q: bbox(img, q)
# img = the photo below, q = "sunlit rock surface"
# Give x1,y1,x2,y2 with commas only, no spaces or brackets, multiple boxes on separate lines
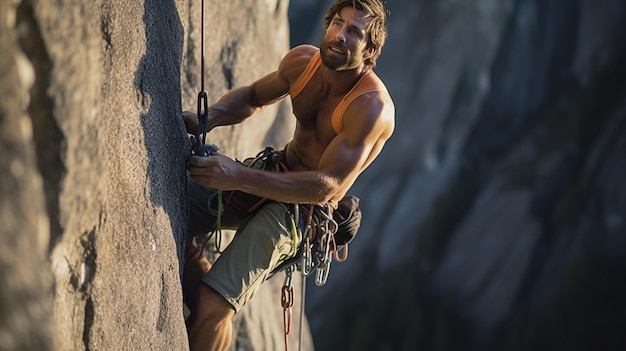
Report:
1,0,308,350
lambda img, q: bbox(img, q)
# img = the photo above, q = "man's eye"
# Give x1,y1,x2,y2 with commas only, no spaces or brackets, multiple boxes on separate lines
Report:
349,29,363,37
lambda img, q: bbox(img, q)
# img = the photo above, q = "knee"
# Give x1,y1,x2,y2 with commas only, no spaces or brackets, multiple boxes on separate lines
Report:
195,283,235,322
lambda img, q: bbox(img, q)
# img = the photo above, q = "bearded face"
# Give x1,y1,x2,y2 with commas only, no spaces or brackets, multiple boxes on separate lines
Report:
319,38,363,71
319,6,372,72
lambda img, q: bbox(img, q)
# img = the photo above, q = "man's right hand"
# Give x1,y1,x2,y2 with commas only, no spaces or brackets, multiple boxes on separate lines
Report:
182,110,199,134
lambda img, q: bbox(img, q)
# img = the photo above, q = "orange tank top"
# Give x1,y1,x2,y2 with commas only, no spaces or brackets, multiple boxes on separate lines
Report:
289,51,391,134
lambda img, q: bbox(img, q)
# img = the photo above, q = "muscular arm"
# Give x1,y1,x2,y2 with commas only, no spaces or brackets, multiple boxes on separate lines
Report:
317,92,395,199
182,86,261,134
189,90,395,206
189,158,338,204
183,82,282,135
183,45,317,134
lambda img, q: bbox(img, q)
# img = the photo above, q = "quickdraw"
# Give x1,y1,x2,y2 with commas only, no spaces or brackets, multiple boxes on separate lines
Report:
281,266,295,351
280,202,346,351
298,203,339,286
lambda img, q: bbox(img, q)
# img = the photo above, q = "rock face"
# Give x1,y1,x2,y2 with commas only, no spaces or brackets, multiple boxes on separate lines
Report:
1,0,309,350
0,1,53,349
290,0,626,350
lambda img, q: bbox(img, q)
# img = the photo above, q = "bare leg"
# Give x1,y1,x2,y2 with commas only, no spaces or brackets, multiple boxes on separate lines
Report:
183,245,212,313
187,283,235,351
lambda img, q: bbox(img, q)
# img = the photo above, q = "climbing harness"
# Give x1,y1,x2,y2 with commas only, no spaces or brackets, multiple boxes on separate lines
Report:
227,148,354,351
201,146,352,350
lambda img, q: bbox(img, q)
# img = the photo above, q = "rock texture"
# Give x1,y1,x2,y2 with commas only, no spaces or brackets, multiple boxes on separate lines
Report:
290,1,626,350
1,0,308,350
0,1,53,350
5,0,625,349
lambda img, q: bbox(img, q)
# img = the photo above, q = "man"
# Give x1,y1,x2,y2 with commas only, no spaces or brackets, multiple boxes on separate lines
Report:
184,0,394,349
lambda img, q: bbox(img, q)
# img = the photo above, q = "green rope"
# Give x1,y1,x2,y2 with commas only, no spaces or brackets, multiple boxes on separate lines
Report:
213,190,223,253
279,209,299,262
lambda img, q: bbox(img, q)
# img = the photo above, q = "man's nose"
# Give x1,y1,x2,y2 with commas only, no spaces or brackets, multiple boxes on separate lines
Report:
335,27,346,42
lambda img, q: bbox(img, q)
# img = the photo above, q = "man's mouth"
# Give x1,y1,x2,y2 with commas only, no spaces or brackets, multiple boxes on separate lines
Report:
329,45,346,55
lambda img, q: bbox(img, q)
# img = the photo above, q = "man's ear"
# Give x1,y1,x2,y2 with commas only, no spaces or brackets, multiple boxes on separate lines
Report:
363,47,375,60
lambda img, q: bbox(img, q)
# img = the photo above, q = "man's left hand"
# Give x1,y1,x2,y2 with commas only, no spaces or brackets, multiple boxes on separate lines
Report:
188,154,241,191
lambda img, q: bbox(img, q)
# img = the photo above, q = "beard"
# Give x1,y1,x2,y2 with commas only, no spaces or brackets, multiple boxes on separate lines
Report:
319,40,361,72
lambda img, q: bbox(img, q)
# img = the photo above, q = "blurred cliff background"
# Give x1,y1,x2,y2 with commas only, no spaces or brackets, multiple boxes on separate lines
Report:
1,0,625,350
291,0,626,350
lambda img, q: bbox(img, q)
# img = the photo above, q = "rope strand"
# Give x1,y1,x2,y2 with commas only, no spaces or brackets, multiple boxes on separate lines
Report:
200,0,205,92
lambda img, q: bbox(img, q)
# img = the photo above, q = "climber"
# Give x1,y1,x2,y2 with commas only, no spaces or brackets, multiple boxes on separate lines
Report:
183,0,394,350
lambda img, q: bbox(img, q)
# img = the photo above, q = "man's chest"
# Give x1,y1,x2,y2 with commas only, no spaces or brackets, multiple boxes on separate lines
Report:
290,75,342,140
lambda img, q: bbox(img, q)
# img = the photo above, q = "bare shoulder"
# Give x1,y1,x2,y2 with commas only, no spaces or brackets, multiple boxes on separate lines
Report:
345,91,395,140
283,44,318,62
278,45,319,83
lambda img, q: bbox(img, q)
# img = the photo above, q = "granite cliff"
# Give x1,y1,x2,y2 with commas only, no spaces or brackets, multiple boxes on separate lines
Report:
0,0,307,350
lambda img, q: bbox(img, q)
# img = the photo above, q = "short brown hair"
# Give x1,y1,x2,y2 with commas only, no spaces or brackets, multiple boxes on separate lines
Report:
323,0,389,69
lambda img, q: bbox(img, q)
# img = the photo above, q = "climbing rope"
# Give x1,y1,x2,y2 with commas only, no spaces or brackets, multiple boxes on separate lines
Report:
193,0,217,157
195,190,224,259
192,0,222,259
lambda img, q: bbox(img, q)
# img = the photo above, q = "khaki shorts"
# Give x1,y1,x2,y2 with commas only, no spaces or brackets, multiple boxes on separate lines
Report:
200,201,300,312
